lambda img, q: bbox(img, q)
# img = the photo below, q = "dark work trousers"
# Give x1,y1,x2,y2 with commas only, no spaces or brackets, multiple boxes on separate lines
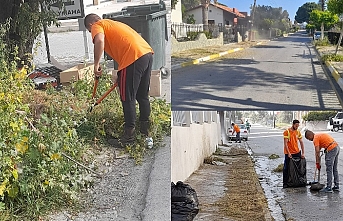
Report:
283,151,301,185
117,53,153,129
235,132,241,142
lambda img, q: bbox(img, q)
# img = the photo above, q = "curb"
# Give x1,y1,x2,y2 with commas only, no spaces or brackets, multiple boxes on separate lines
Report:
141,136,171,221
171,41,263,71
325,60,343,92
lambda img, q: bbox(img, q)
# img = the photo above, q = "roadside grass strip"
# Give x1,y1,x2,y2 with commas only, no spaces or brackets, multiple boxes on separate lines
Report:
181,47,244,67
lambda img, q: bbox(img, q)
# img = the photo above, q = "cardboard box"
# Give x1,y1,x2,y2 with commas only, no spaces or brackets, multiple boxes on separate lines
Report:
60,63,94,83
109,69,161,97
149,70,161,97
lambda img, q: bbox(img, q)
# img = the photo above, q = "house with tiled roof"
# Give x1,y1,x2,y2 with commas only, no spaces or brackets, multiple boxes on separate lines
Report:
185,3,248,27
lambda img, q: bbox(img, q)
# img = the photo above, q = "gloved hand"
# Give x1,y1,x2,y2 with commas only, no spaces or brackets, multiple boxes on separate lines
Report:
316,163,321,170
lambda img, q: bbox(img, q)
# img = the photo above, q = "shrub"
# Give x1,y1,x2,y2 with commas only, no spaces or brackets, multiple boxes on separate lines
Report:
302,111,338,121
314,37,331,46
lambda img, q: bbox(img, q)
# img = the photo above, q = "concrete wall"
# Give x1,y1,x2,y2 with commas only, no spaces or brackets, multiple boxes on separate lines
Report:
171,32,223,53
187,5,223,25
208,5,223,24
304,121,330,131
171,0,182,23
171,121,221,183
187,7,203,24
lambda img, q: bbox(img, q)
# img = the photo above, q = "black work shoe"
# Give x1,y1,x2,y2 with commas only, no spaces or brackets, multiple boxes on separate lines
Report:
332,186,340,191
108,127,135,148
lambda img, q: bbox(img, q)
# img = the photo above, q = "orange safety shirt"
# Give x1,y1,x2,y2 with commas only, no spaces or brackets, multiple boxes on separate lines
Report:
91,19,153,70
233,124,240,133
283,128,302,154
313,133,337,151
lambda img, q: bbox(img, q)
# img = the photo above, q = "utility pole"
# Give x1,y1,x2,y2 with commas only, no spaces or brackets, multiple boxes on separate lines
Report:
249,0,256,41
320,0,325,40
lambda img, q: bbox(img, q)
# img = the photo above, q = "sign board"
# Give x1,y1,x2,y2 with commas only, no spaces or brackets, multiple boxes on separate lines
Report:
49,0,85,20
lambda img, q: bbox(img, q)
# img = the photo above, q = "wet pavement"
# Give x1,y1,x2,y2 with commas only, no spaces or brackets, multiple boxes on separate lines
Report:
249,124,343,221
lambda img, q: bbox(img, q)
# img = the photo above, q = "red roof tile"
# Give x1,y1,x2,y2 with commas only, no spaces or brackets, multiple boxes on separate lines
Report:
212,3,246,18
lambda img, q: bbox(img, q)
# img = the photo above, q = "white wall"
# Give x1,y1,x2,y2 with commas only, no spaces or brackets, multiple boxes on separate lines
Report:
208,5,223,24
186,5,223,25
171,118,221,183
188,8,203,24
171,0,182,23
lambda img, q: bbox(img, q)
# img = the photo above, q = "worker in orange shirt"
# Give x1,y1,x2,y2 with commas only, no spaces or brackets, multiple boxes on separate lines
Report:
305,130,340,193
84,13,154,148
283,120,305,188
231,123,241,143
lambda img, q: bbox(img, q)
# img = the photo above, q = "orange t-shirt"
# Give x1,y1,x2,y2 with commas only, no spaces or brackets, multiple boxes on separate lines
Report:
91,19,153,70
283,128,302,154
233,124,240,133
313,133,337,151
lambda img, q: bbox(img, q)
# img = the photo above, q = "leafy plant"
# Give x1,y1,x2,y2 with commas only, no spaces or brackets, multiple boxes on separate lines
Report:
0,22,171,220
315,36,331,46
321,53,343,61
302,111,338,121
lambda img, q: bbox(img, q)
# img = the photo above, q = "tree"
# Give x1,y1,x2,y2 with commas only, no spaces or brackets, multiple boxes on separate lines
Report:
309,9,339,39
253,5,290,32
0,0,63,67
201,0,210,31
295,2,321,23
327,0,343,55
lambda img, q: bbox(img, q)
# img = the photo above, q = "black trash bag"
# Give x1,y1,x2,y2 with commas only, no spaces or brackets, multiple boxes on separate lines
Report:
287,157,307,187
171,181,199,221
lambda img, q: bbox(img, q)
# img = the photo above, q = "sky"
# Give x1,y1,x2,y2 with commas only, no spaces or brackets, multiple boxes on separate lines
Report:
221,0,312,21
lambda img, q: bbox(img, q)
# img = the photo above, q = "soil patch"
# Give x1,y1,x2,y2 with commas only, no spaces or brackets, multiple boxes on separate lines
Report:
186,145,273,221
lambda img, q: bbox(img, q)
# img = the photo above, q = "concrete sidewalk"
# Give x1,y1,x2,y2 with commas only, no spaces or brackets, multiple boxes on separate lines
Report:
315,46,343,94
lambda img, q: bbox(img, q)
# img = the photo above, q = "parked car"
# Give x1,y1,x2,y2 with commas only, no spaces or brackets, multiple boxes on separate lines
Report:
313,31,321,40
329,112,343,132
228,124,249,141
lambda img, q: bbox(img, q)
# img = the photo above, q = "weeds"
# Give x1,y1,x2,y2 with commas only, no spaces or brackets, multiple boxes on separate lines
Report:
321,53,343,62
0,22,170,219
273,164,284,172
314,37,331,46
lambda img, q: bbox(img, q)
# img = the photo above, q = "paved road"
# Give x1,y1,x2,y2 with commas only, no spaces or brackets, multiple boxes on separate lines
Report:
172,31,342,110
248,124,343,221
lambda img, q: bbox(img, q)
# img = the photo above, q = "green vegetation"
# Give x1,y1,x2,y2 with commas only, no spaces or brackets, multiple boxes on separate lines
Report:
269,154,280,159
314,37,331,46
0,22,170,220
322,53,343,62
253,6,291,33
273,164,284,173
295,2,321,23
309,10,339,31
302,111,337,121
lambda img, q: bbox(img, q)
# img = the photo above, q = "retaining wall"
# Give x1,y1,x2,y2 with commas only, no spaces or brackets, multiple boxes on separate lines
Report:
171,122,221,183
172,32,223,54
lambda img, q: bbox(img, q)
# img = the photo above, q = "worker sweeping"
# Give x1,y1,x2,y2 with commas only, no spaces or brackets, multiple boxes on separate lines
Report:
305,130,340,193
84,13,154,148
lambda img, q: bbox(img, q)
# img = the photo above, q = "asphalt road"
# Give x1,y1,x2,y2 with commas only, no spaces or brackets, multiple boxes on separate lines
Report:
248,124,343,221
172,31,342,111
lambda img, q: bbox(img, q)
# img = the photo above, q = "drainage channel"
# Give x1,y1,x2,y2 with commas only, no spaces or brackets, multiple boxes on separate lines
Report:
244,143,286,221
